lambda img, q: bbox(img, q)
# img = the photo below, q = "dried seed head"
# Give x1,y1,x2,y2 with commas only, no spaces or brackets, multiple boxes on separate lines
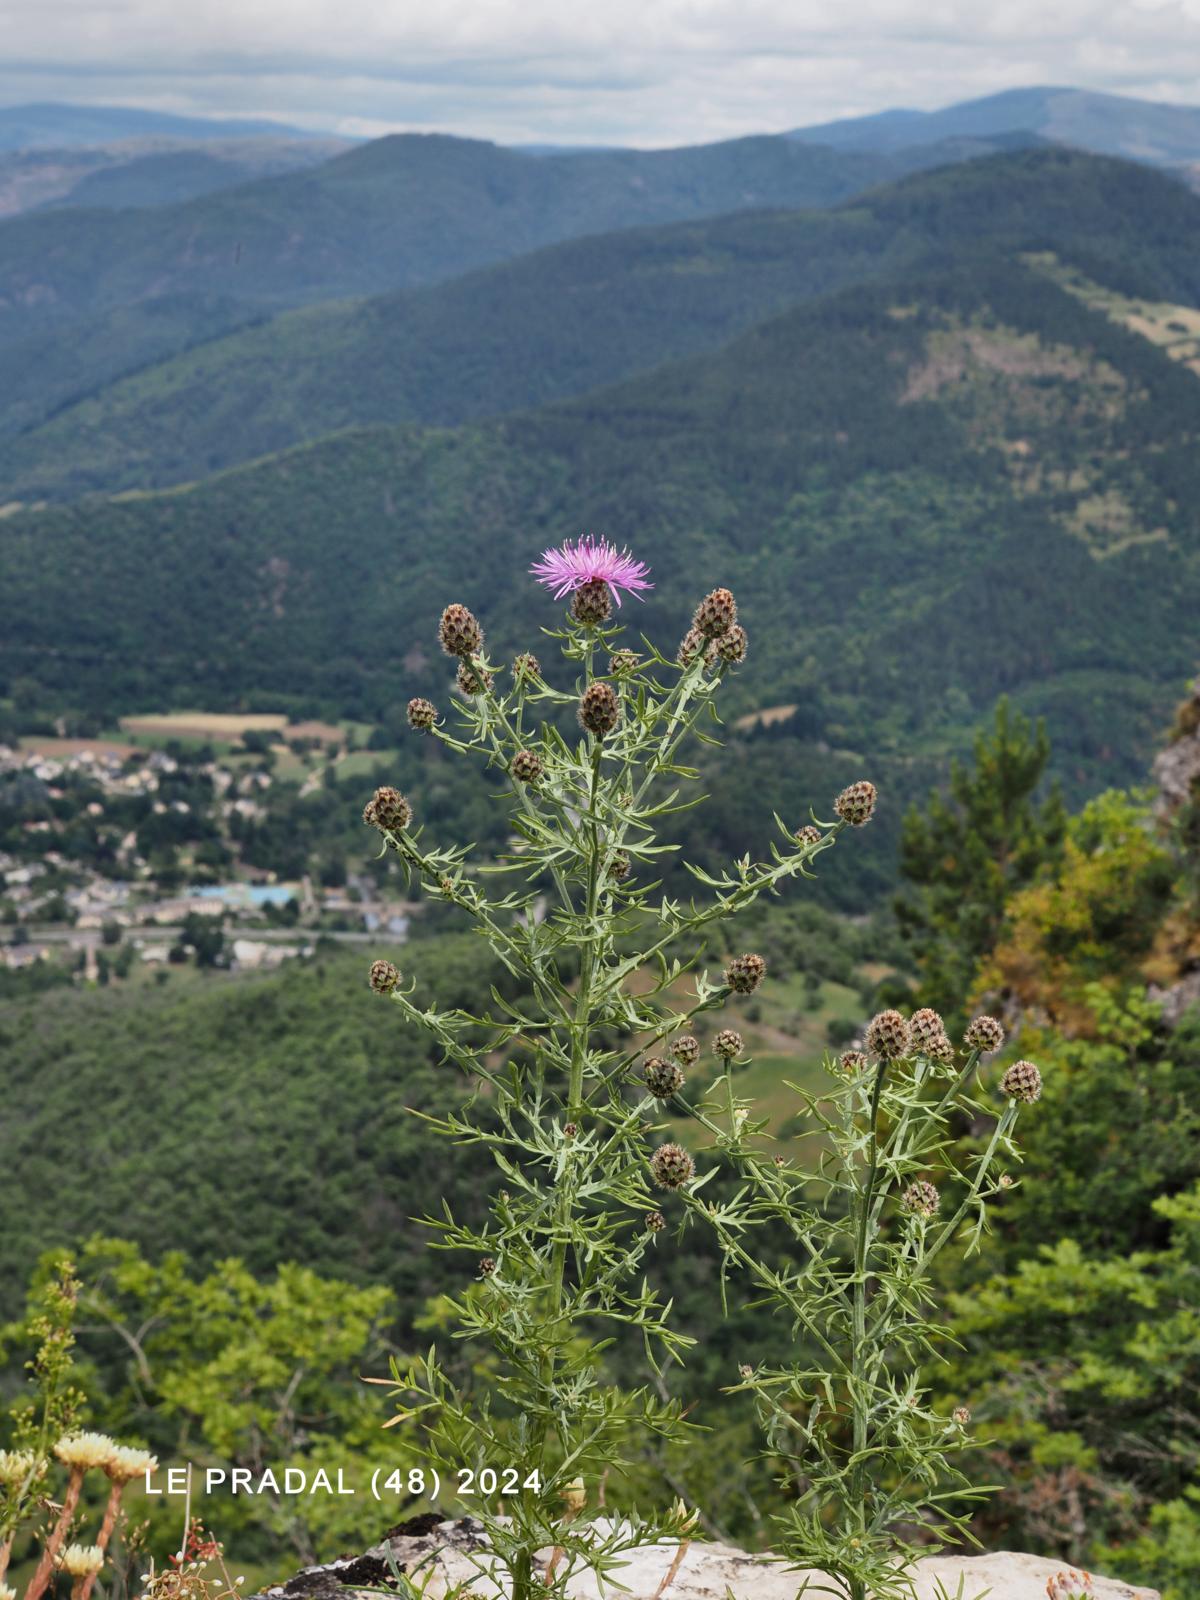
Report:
609,649,640,675
710,623,748,664
644,1057,685,1099
952,1406,971,1427
795,824,822,847
840,1049,868,1074
571,579,613,626
511,749,544,784
693,587,737,639
579,680,620,737
1046,1572,1096,1600
650,1142,695,1190
456,660,494,696
902,1179,940,1217
834,779,877,826
369,959,399,995
1001,1060,1043,1103
478,1257,497,1277
439,603,484,658
725,952,766,994
677,625,707,667
964,1014,1005,1053
364,786,412,833
608,851,630,881
713,1028,744,1060
512,652,541,680
867,1009,910,1060
671,1034,700,1066
645,1210,667,1233
407,696,437,731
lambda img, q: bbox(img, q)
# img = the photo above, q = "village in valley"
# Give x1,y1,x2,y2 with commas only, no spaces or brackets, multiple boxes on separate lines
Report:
0,710,414,985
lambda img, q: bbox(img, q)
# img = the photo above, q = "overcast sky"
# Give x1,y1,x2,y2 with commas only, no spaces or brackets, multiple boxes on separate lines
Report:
3,0,1200,146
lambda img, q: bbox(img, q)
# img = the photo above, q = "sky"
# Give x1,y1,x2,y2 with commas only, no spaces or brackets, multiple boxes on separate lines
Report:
2,0,1200,146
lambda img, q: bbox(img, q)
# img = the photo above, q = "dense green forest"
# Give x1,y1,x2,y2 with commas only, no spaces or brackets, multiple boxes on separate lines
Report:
8,147,1199,497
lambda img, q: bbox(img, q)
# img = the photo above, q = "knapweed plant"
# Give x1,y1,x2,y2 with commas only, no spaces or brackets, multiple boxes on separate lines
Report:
364,539,876,1598
689,1008,1040,1600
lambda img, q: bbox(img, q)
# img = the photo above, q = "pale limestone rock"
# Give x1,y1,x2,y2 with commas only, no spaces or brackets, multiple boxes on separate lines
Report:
253,1517,1160,1600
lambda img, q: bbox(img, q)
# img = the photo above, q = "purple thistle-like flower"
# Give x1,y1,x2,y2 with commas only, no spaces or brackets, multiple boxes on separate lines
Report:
530,536,652,607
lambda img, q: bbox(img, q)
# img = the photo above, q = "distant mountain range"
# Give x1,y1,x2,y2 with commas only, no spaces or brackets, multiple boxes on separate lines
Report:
0,101,317,149
790,85,1200,170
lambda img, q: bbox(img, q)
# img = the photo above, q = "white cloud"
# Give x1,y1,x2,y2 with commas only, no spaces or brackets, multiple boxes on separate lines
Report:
1,0,1199,144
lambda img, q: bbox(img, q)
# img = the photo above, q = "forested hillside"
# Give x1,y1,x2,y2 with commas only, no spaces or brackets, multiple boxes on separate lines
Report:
5,148,1198,497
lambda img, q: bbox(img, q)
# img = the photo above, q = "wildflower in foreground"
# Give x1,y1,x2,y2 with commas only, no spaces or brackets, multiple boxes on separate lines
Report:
834,780,877,826
58,1547,104,1578
407,697,437,731
439,603,484,658
364,787,412,833
530,536,652,605
693,587,737,638
369,960,399,995
579,681,620,736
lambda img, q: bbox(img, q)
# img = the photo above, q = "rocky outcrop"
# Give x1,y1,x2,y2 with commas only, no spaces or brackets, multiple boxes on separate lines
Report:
250,1516,1160,1600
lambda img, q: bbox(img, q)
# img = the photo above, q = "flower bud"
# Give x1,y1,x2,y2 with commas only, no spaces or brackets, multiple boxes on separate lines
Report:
511,749,544,784
608,852,630,880
964,1014,1005,1053
571,579,612,626
407,697,437,731
909,1008,945,1050
693,587,737,639
866,1009,910,1060
902,1179,940,1217
795,824,822,847
834,780,877,826
579,681,620,736
439,603,484,658
1001,1060,1043,1103
650,1142,695,1190
677,626,707,667
609,649,639,675
369,959,399,995
456,660,494,696
478,1257,497,1278
725,953,766,994
710,623,748,664
644,1057,685,1098
952,1406,971,1427
671,1035,700,1066
645,1210,667,1233
512,652,541,680
563,1123,578,1139
364,786,412,833
713,1028,743,1060
840,1049,868,1073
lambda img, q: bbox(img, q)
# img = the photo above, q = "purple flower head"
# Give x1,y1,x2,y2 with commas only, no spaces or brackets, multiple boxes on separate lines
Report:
530,536,652,607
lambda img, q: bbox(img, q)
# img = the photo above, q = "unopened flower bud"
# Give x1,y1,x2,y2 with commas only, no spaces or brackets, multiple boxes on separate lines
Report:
867,1009,910,1059
364,786,412,832
369,959,399,994
407,697,437,731
713,1028,743,1060
795,824,822,846
439,603,483,658
998,1174,1014,1189
645,1210,666,1233
650,1142,695,1190
645,1057,685,1098
910,1008,945,1049
834,780,877,826
571,580,612,626
608,851,630,880
511,749,544,784
725,952,766,994
840,1049,868,1073
677,626,707,667
579,681,620,736
671,1035,700,1066
693,587,737,639
563,1123,578,1139
512,652,541,680
478,1257,497,1278
709,623,748,664
964,1014,1005,1053
1001,1060,1043,1103
609,649,639,675
456,660,494,696
953,1406,971,1427
902,1179,940,1217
